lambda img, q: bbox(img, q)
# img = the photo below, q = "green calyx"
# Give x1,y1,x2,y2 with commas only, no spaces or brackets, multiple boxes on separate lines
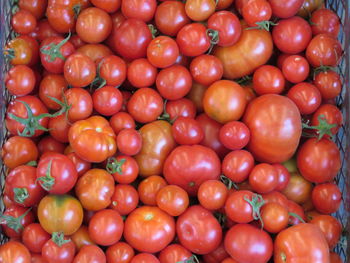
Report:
177,255,200,263
13,188,29,204
302,114,337,140
106,157,126,175
289,212,306,224
52,232,71,247
206,28,220,54
220,175,239,190
244,194,265,228
0,208,31,233
157,100,176,124
40,32,71,62
37,160,55,191
246,21,278,31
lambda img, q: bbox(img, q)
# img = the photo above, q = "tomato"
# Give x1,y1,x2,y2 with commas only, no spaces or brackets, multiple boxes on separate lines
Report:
75,169,115,211
5,165,45,207
48,113,70,143
166,98,197,120
306,34,342,67
64,53,96,88
70,226,95,250
121,0,156,22
42,233,76,263
249,163,278,194
177,205,222,254
1,136,38,169
131,253,159,263
261,203,289,233
187,83,207,113
310,9,340,37
76,7,112,44
158,244,192,263
110,184,139,215
18,35,40,67
242,0,272,27
73,245,106,263
198,180,228,210
88,209,124,246
155,1,190,37
114,19,152,59
274,223,329,263
64,88,93,122
214,27,273,79
282,55,310,83
272,16,312,54
77,44,113,62
6,95,49,138
196,113,229,158
106,155,138,184
127,88,164,123
31,19,62,42
38,194,83,235
288,200,307,225
19,0,47,19
99,55,126,87
176,23,211,57
202,242,229,263
91,0,121,13
297,138,341,183
310,215,342,249
185,0,216,21
36,152,78,194
311,104,343,138
190,55,223,86
297,0,323,18
225,224,273,263
172,117,204,145
138,175,167,206
127,58,157,88
156,185,189,217
314,70,342,100
92,86,123,116
243,95,302,163
312,183,341,214
69,116,117,162
287,82,322,115
5,65,35,96
37,136,65,155
5,37,33,65
116,129,142,156
106,242,135,263
40,36,75,74
156,65,192,100
135,120,176,176
219,121,250,150
1,205,34,238
109,112,135,135
164,145,221,196
0,241,31,263
124,206,175,253
253,65,285,95
147,36,179,69
39,74,68,110
282,173,313,204
268,0,304,18
222,150,255,183
22,223,50,254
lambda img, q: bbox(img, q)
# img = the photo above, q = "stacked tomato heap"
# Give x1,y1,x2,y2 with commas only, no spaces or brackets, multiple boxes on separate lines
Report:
0,0,345,262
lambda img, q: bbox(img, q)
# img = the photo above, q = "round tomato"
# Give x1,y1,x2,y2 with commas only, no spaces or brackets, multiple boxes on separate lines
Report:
121,0,156,22
261,203,289,233
287,82,321,115
310,215,342,249
219,121,250,150
42,233,76,263
0,241,31,263
147,36,179,69
127,58,157,88
5,37,33,65
197,180,228,210
172,117,204,145
156,185,189,217
64,87,93,122
92,86,123,116
39,74,68,110
73,245,106,263
190,54,223,86
312,183,341,214
124,206,175,253
1,205,35,238
22,223,50,254
281,172,313,204
110,184,139,215
310,104,343,138
185,0,216,21
222,150,255,183
242,0,272,27
5,65,35,96
158,244,192,263
282,55,310,83
99,55,127,87
314,70,342,100
249,163,278,194
70,225,95,250
138,175,167,206
166,98,197,120
310,9,340,37
268,0,304,18
106,242,135,263
38,194,83,235
109,112,136,135
19,0,47,19
64,53,96,88
253,65,285,95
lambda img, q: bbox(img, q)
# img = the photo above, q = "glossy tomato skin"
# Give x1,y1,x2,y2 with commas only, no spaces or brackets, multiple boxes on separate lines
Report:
314,70,342,100
311,104,343,137
1,205,35,238
5,37,33,65
158,244,193,263
5,65,35,96
166,98,197,120
131,253,160,263
147,36,179,69
222,150,255,183
163,145,221,196
110,112,135,135
312,183,341,214
242,0,272,27
99,55,126,87
219,121,250,150
310,9,340,37
69,116,117,163
0,241,31,263
197,180,228,210
22,223,50,253
92,86,123,116
297,138,341,183
156,185,189,217
121,0,156,22
185,0,216,21
73,245,106,263
64,53,96,88
39,74,68,110
253,65,285,95
243,94,302,163
42,236,76,263
190,54,223,86
106,242,135,263
77,44,113,62
274,223,329,263
225,190,256,223
177,205,222,255
249,163,278,194
172,117,204,145
214,27,273,79
138,175,167,206
124,206,175,253
282,55,310,84
135,120,176,176
114,19,152,59
127,58,157,88
1,136,38,169
110,184,139,215
310,215,342,249
268,0,304,18
64,87,93,122
225,224,273,263
75,169,115,211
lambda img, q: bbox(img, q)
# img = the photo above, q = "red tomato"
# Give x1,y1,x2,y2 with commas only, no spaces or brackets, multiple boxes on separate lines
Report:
242,0,272,27
261,203,289,233
253,65,285,95
312,183,341,214
147,36,179,69
92,86,123,116
99,55,127,87
64,53,96,88
42,233,76,263
70,225,95,250
222,150,255,183
138,175,167,206
121,0,156,22
156,65,192,100
190,54,223,86
77,44,113,62
198,180,228,210
297,138,341,183
163,145,221,196
268,0,304,18
22,223,50,253
249,163,278,194
110,184,139,215
48,113,70,143
310,9,340,37
88,209,124,246
314,70,342,100
127,58,157,88
274,223,329,263
131,253,160,263
1,205,35,238
117,128,142,156
287,82,322,115
90,0,121,13
226,224,273,262
19,0,47,19
73,245,106,263
171,117,204,145
185,0,216,21
158,244,193,263
177,205,222,254
39,74,68,110
243,95,302,163
5,65,35,96
273,164,291,191
106,242,135,263
109,112,136,135
0,241,31,263
31,19,62,42
219,121,250,150
166,98,197,120
124,206,175,253
107,155,139,184
310,215,342,249
282,55,310,83
156,185,189,217
5,37,33,65
311,104,343,138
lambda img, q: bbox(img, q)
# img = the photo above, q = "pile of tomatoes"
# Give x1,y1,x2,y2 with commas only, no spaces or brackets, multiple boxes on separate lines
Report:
0,0,346,262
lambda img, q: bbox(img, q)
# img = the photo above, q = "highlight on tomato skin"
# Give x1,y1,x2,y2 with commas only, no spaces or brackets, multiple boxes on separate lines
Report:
0,0,345,262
